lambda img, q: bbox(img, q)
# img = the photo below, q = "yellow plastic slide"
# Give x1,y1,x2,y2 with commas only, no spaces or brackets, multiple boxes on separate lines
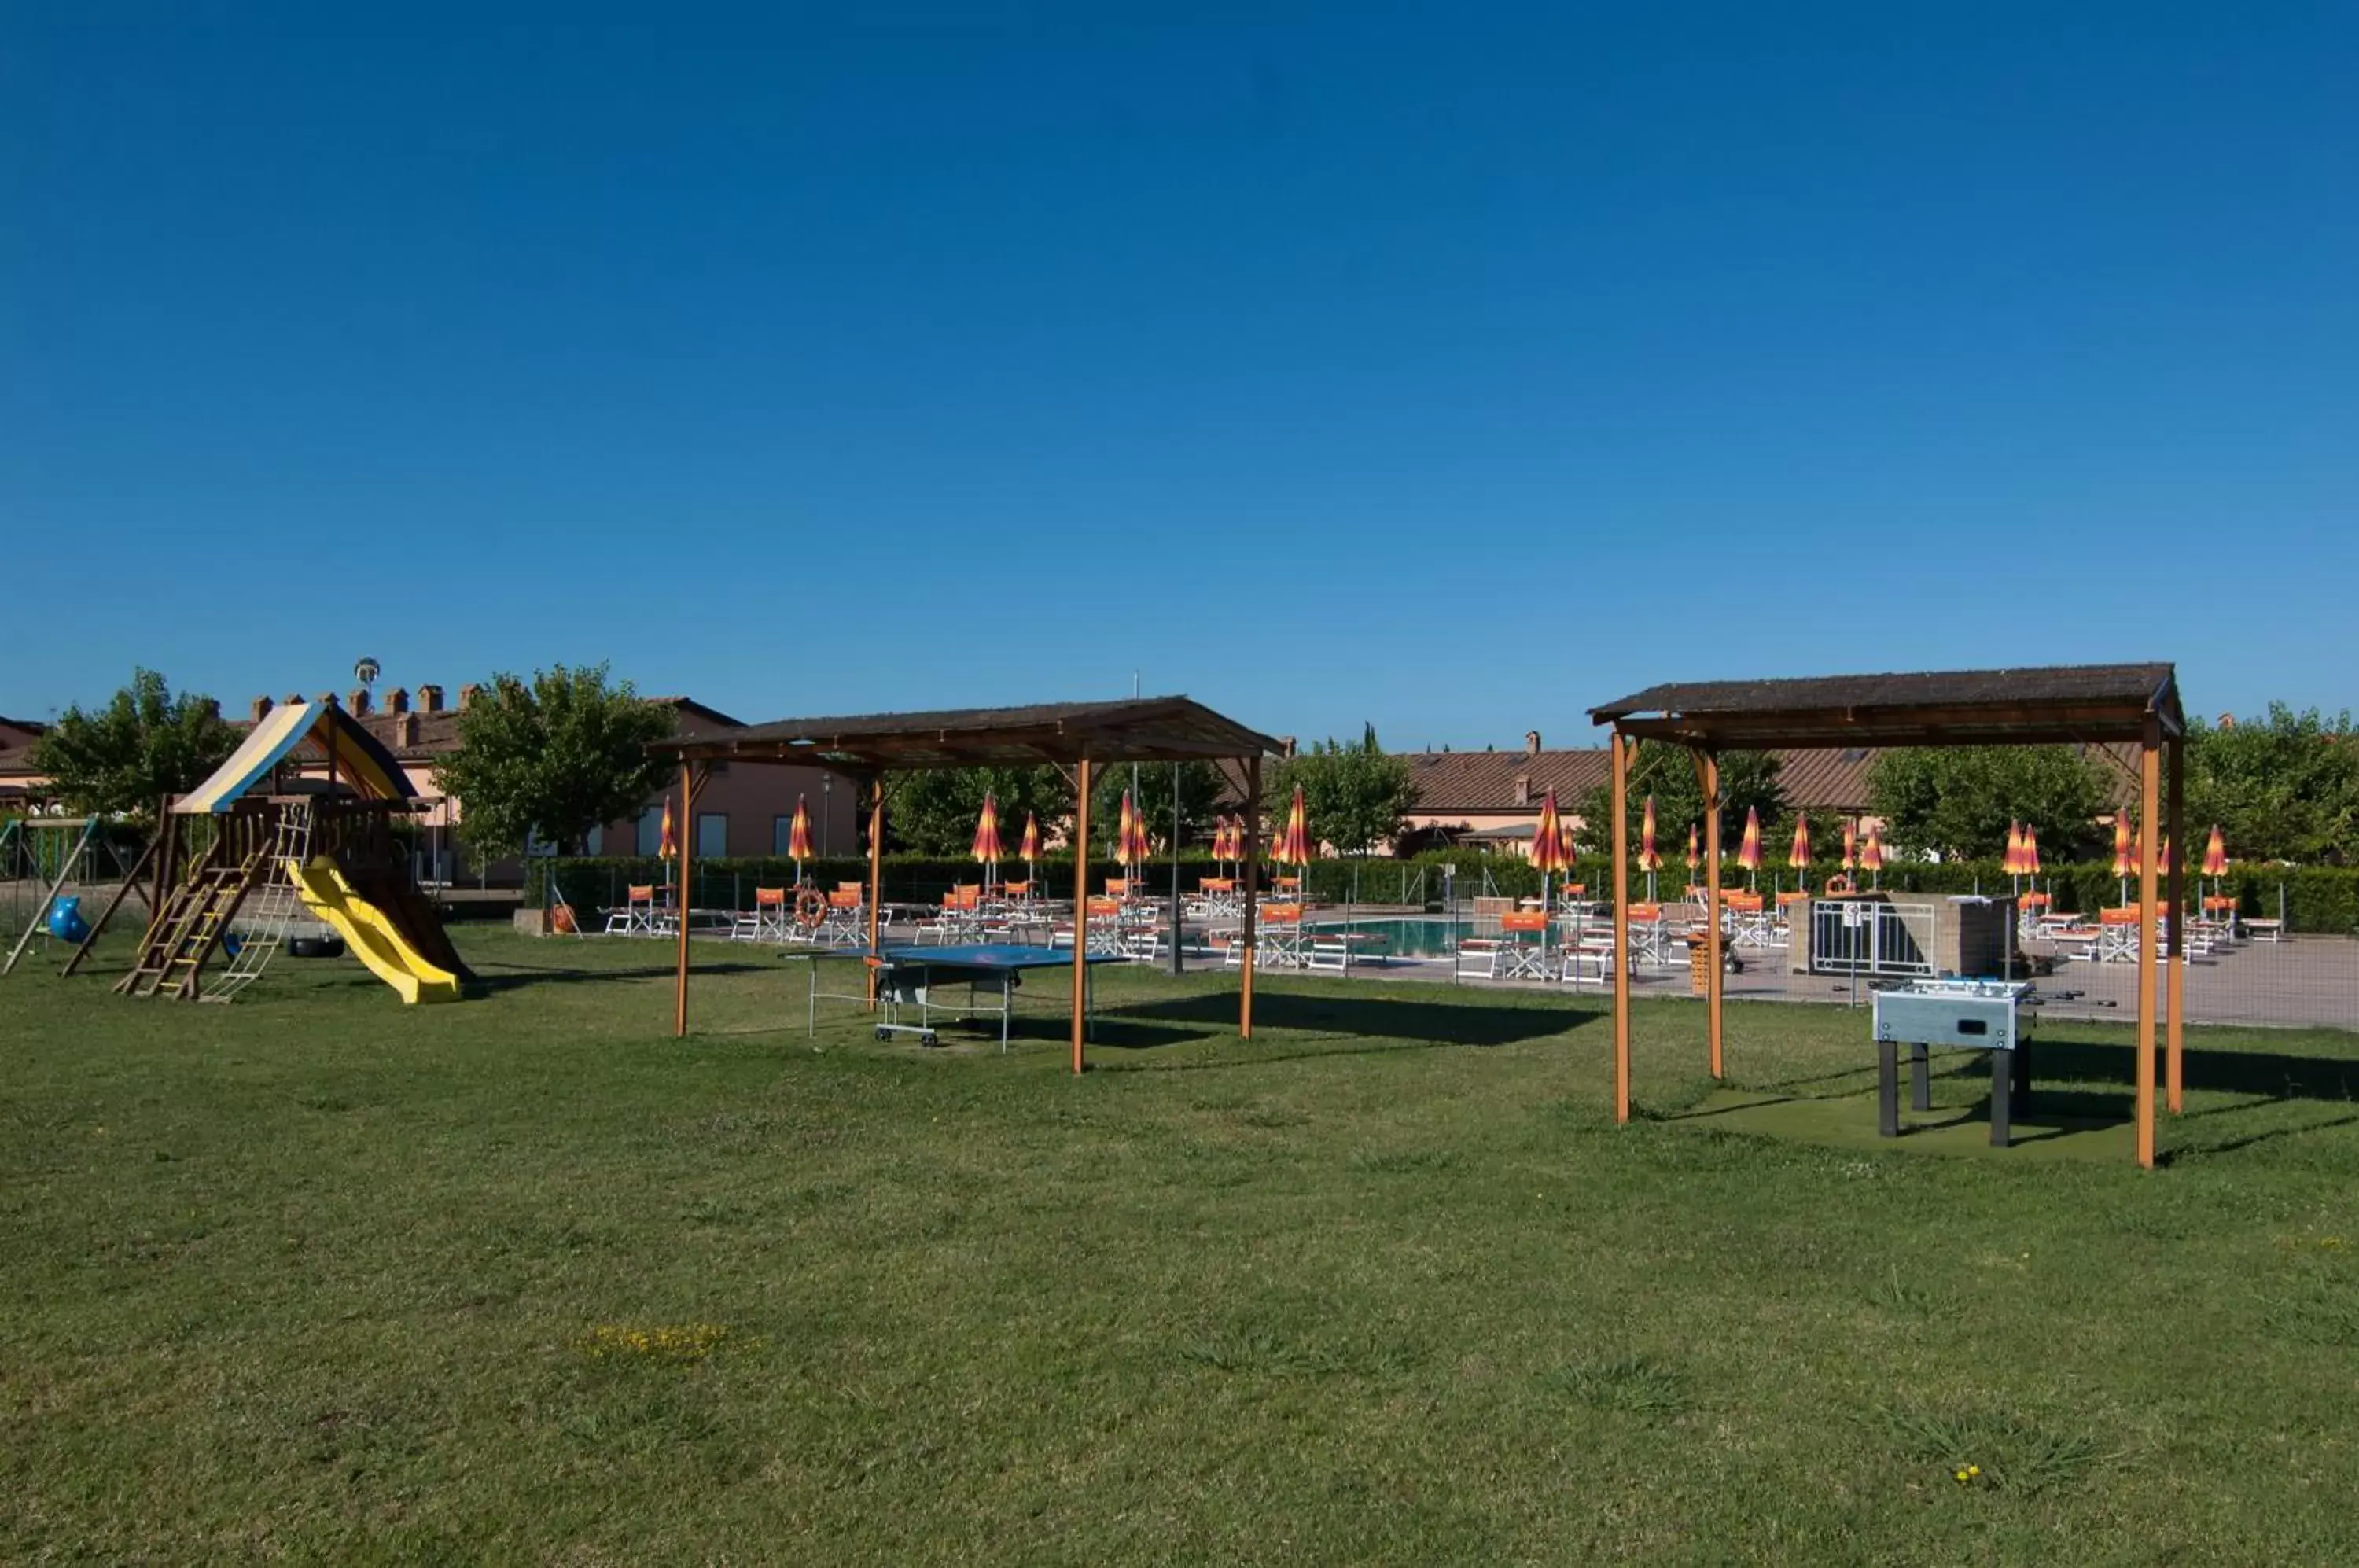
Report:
291,855,462,1004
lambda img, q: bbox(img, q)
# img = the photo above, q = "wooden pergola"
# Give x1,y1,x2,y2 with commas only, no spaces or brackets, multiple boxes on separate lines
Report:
647,696,1283,1071
1589,664,2188,1168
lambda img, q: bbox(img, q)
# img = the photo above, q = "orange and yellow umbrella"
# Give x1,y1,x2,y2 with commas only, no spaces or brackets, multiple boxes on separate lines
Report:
787,794,813,867
1114,791,1151,875
2003,822,2025,877
1638,796,1662,872
1273,785,1313,882
2021,824,2041,878
2112,815,2136,878
658,795,678,860
1860,824,1885,884
972,792,1003,884
1736,806,1764,875
1019,811,1041,867
1687,823,1702,877
1788,813,1812,872
2202,825,2228,879
1530,789,1571,875
1128,797,1154,869
1841,819,1858,873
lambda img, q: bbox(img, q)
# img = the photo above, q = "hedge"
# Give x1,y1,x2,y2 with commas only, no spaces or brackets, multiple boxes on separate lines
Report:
528,851,2359,933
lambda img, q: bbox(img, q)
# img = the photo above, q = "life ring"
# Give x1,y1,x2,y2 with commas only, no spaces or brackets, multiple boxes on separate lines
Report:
1824,874,1854,896
793,887,828,929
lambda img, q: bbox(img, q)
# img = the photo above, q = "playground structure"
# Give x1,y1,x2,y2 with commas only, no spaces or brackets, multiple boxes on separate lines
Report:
57,699,471,1004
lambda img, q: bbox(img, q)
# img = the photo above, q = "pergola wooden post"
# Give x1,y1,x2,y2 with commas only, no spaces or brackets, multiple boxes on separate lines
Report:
1239,754,1261,1040
645,697,1280,1066
1698,749,1724,1080
2166,731,2186,1113
1070,758,1091,1074
2136,718,2160,1167
672,759,700,1038
1610,734,1631,1122
1591,664,2184,1165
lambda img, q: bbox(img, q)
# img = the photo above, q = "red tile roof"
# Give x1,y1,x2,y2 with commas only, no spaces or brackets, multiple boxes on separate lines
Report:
1402,746,1883,815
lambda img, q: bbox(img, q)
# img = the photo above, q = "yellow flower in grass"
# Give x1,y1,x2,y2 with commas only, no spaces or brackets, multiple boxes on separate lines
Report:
579,1323,734,1362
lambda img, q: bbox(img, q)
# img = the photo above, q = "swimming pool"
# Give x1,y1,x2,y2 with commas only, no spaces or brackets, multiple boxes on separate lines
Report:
1311,916,1470,959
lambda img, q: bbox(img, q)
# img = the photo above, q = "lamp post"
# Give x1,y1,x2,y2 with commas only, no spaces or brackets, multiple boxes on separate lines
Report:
822,775,832,856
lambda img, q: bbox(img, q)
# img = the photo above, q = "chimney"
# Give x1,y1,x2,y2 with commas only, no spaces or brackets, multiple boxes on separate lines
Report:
395,712,418,749
1279,736,1297,758
348,687,372,716
417,684,444,713
1515,774,1532,806
387,687,410,715
1525,730,1541,757
284,692,302,707
458,683,481,711
251,695,273,723
318,691,341,710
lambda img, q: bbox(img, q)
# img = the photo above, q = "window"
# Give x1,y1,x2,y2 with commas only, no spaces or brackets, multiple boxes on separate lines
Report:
635,805,664,856
697,813,727,858
584,826,603,855
773,815,796,855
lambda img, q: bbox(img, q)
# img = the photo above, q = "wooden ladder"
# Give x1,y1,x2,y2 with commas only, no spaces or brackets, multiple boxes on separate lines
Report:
116,853,261,999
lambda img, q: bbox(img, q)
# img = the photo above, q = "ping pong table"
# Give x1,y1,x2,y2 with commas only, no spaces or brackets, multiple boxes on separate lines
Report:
807,944,1127,1051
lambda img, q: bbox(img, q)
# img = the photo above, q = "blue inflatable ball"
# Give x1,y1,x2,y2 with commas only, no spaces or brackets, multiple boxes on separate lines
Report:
46,896,89,944
223,932,245,959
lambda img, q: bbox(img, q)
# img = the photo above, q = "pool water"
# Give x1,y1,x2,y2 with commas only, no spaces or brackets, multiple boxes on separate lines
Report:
1312,917,1470,959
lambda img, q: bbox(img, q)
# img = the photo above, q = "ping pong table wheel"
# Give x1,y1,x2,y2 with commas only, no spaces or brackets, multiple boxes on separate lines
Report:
921,1032,939,1047
874,1027,889,1041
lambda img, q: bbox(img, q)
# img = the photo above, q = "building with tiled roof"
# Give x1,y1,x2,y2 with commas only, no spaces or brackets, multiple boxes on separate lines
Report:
1398,730,1881,848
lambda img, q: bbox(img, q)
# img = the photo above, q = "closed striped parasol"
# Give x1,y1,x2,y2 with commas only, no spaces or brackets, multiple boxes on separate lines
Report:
787,794,813,881
972,793,1003,889
1736,806,1764,887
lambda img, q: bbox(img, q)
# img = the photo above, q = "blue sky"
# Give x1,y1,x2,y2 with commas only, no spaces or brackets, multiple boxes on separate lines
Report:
6,3,2353,749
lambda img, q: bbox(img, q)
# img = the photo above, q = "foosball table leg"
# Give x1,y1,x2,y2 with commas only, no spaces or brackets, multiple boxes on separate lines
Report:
1989,1049,2012,1148
1910,1043,1932,1112
1877,1039,1901,1137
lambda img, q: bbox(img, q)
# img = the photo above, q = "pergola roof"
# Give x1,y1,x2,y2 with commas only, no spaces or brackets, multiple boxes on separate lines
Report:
1589,663,2182,749
649,695,1281,771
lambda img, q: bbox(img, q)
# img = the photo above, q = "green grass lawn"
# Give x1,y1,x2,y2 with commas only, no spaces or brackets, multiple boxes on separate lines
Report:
5,930,2358,1564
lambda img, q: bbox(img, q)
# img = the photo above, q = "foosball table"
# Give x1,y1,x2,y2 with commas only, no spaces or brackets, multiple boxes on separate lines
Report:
1871,978,2035,1147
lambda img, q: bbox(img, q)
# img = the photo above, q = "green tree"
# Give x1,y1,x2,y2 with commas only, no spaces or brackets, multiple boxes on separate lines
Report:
432,664,675,858
2184,705,2359,864
1575,743,1787,863
30,668,239,820
1267,725,1418,856
881,765,1070,859
1866,745,2110,862
1089,760,1228,859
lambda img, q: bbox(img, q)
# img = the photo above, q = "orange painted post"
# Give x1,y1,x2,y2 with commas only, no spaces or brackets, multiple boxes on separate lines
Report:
1701,750,1724,1080
1071,758,1092,1073
866,778,884,1005
1610,733,1631,1123
673,761,693,1037
2136,724,2159,1169
1239,754,1260,1040
2166,733,2185,1114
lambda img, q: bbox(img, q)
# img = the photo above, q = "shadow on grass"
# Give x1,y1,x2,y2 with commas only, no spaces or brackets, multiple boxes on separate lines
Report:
473,961,771,994
1102,987,1598,1049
